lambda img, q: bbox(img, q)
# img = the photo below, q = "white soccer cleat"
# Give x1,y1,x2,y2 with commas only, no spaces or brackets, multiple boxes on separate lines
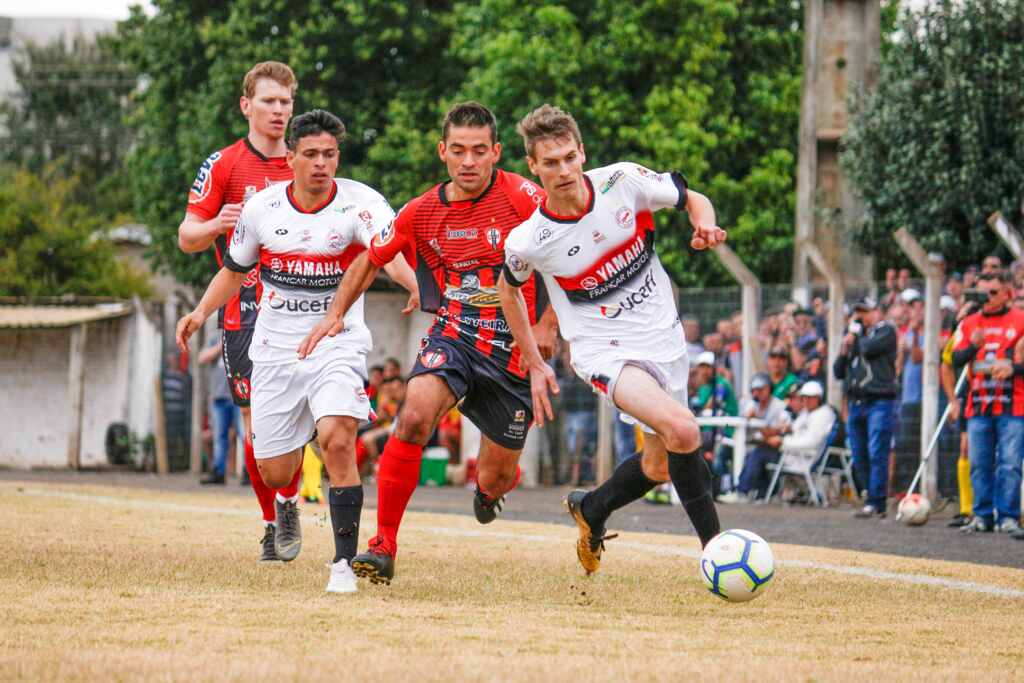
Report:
325,559,358,594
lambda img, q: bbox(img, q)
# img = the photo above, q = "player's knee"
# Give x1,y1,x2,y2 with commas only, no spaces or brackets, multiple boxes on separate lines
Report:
394,411,432,445
258,461,291,489
663,419,700,454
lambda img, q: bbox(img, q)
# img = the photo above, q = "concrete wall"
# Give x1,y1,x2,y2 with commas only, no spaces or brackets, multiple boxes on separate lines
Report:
0,305,162,469
363,290,434,374
0,328,71,467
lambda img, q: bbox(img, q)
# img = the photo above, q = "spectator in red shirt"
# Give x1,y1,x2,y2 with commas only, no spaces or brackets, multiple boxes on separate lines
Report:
952,269,1024,534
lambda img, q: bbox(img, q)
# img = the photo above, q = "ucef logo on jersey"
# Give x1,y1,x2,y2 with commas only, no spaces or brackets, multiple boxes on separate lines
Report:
189,151,222,204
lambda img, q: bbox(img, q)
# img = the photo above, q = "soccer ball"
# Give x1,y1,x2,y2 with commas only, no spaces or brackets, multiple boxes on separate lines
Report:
700,529,774,603
898,493,931,526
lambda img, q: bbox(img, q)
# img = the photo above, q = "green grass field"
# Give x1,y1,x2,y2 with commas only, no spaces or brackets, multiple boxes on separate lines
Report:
2,480,1023,682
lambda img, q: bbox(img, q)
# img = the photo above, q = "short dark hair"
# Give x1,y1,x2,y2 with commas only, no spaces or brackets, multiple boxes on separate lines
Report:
979,268,1011,285
442,101,498,145
287,109,345,150
369,364,384,374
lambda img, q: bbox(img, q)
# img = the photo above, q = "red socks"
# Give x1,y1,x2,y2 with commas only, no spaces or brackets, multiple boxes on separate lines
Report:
243,437,277,523
374,436,423,553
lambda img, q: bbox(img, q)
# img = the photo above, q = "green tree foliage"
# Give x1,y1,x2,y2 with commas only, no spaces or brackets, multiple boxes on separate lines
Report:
841,0,1024,270
117,0,801,287
0,35,136,219
0,166,151,297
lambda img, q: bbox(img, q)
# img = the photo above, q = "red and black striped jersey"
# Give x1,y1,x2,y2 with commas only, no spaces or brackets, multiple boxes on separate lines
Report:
367,170,545,377
954,307,1024,417
186,137,293,330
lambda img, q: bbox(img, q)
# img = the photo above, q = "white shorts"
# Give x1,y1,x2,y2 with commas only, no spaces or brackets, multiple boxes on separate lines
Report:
571,352,689,434
250,353,370,459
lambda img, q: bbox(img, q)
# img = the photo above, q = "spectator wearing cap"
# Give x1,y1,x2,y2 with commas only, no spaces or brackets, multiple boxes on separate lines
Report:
780,381,836,453
899,301,925,407
834,295,899,519
951,268,1024,534
690,351,739,491
717,373,791,504
787,308,819,372
767,346,799,400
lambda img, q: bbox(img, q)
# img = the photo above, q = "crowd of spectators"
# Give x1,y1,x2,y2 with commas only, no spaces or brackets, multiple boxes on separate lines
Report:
682,256,1024,541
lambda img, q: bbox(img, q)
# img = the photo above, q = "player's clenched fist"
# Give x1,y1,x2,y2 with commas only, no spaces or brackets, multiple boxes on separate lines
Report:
175,310,207,352
690,223,727,250
214,203,243,235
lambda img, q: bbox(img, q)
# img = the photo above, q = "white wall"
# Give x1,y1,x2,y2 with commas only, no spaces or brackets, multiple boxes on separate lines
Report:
0,307,163,469
363,290,434,374
0,328,71,467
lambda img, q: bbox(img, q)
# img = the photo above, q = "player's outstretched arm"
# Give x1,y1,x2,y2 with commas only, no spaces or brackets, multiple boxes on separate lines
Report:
297,251,380,359
178,205,242,253
498,273,559,427
382,253,419,314
175,268,247,351
683,190,727,250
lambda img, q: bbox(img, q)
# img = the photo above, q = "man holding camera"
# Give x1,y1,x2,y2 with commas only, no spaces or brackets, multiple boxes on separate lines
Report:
951,269,1024,534
833,296,899,518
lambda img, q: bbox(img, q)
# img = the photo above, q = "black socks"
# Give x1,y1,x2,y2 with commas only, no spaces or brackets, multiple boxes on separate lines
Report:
580,453,657,531
329,485,363,564
668,449,721,547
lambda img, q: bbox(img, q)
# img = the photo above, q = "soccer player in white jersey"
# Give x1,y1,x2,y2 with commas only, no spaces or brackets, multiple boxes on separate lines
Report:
176,110,418,593
497,104,727,575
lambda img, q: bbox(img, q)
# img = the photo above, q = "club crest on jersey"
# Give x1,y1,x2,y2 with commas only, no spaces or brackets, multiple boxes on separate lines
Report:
189,151,221,203
600,170,624,193
615,207,633,229
419,348,448,369
486,227,502,250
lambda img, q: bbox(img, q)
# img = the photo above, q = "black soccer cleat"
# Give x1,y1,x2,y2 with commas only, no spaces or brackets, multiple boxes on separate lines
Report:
564,489,617,575
473,487,504,524
274,498,302,562
258,523,280,562
351,536,395,585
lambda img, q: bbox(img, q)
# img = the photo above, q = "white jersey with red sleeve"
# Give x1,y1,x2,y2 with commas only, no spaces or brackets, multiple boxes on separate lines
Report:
226,178,394,364
502,162,688,363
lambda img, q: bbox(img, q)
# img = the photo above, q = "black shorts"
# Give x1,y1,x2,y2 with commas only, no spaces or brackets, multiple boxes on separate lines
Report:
222,327,254,408
410,335,532,450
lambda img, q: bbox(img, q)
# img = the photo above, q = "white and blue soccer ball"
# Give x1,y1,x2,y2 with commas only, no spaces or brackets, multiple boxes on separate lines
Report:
700,529,774,603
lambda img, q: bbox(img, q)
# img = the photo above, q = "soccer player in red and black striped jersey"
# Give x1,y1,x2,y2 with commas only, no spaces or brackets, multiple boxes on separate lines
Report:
298,102,558,584
951,268,1024,533
178,62,301,562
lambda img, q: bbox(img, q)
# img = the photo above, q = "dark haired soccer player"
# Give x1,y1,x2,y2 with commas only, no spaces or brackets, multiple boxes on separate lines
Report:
299,101,557,585
179,62,301,562
498,104,726,574
177,110,417,593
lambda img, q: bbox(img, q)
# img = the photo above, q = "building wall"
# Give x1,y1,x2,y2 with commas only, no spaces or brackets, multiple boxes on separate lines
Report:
0,306,163,469
0,328,71,467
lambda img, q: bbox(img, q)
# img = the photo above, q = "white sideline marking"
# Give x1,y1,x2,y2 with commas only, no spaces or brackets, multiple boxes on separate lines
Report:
16,487,1024,599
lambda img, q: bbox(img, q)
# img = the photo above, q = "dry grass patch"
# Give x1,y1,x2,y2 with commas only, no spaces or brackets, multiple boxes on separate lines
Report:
1,481,1022,682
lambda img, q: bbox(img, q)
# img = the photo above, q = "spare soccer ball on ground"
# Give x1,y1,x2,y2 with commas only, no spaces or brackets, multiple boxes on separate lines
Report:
700,529,774,603
898,493,931,526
